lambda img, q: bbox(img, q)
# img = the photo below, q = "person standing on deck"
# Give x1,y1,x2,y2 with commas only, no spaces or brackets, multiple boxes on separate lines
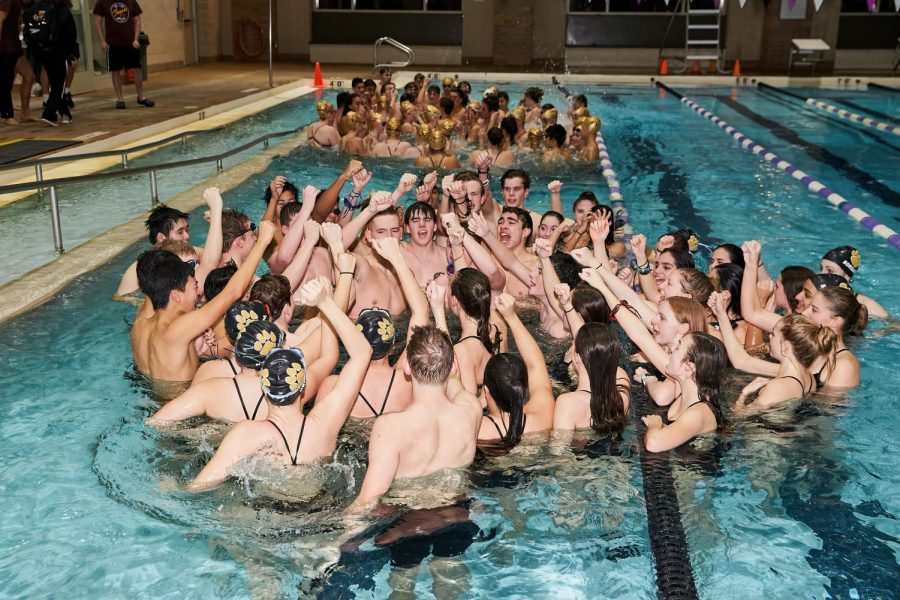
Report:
92,0,154,109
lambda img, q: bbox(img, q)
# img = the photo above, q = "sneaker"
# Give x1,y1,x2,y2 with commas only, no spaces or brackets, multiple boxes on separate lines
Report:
61,114,72,125
41,116,59,127
116,100,126,109
137,97,155,108
64,93,74,109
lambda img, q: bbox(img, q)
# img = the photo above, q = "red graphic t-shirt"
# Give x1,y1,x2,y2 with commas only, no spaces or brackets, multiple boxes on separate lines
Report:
93,0,143,47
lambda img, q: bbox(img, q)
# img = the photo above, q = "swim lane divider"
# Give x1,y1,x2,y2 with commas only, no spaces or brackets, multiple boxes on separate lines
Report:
551,77,700,599
656,82,900,251
758,83,900,136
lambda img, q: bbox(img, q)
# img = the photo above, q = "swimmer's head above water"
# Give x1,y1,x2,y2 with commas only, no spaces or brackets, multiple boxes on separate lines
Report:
260,347,308,405
356,308,397,361
820,245,860,281
225,300,270,344
235,320,285,369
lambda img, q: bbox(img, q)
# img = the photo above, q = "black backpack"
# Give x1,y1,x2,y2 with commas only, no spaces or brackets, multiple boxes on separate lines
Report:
24,2,58,52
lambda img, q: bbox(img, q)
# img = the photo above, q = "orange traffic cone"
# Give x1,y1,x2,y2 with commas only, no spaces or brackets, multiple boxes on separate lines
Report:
659,58,669,76
691,60,701,75
733,59,742,77
707,60,716,74
313,62,324,88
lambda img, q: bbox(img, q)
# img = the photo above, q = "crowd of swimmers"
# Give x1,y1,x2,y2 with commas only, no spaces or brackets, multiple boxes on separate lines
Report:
306,68,601,166
117,78,888,526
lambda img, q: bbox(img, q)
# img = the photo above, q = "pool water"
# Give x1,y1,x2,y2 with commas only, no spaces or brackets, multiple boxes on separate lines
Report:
1,82,900,599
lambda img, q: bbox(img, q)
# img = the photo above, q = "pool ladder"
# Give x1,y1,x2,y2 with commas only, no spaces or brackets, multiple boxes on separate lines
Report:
659,0,727,75
374,37,415,72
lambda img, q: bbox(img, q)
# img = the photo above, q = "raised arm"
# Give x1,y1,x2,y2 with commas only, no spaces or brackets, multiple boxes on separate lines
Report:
555,284,585,338
372,237,429,332
261,176,287,226
271,185,318,273
534,239,565,320
171,221,275,343
342,187,392,251
709,292,778,376
494,294,555,425
194,188,224,291
547,180,564,215
580,268,669,372
468,212,532,287
426,281,449,334
311,159,360,223
390,173,418,207
281,221,321,291
630,234,660,304
740,241,782,333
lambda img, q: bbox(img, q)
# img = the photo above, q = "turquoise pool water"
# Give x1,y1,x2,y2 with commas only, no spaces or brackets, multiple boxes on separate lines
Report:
1,82,899,599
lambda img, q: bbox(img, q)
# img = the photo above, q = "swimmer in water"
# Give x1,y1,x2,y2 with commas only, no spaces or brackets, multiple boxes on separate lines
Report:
371,117,412,158
415,130,460,169
819,245,889,319
187,276,372,490
308,101,340,149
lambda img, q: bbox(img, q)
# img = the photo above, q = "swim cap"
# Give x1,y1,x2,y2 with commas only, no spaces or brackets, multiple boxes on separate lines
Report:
345,110,360,125
416,123,432,141
822,246,860,278
512,106,527,121
429,130,448,151
578,116,601,134
400,100,415,114
541,108,558,125
442,76,455,87
225,300,269,343
811,273,855,294
386,117,400,132
315,101,333,118
369,111,385,125
378,94,390,109
438,118,455,136
235,320,285,369
259,348,307,405
573,107,590,119
469,100,481,112
425,105,440,119
355,308,396,360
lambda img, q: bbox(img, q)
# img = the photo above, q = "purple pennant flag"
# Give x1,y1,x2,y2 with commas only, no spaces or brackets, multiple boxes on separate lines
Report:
786,0,798,11
867,0,876,10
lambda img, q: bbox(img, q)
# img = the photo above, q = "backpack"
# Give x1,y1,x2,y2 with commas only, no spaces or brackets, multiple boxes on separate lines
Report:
24,2,58,52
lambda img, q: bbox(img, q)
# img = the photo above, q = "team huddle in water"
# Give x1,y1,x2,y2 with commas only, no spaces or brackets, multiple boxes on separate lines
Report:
118,80,886,515
306,69,600,167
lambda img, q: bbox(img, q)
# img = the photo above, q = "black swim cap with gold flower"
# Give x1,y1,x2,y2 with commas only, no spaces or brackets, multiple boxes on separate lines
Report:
225,300,270,343
822,246,860,279
259,347,307,406
811,273,855,294
235,320,285,369
355,307,396,360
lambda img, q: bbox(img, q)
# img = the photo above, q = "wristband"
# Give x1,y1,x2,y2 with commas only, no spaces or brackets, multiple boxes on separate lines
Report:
564,305,575,314
339,271,354,276
632,259,652,276
478,169,489,175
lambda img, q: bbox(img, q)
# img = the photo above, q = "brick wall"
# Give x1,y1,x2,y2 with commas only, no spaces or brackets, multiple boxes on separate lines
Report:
139,0,188,69
492,0,534,67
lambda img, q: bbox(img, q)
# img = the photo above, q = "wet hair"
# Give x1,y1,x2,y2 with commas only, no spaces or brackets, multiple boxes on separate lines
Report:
145,205,189,245
136,249,193,310
780,314,838,370
279,201,303,227
451,88,469,105
458,81,471,93
351,77,364,88
524,87,544,103
541,103,555,111
573,194,599,215
406,324,455,384
666,297,708,333
711,263,743,316
500,168,531,190
659,247,695,270
676,268,714,305
399,91,415,104
576,323,628,433
713,243,745,269
335,92,349,109
427,84,440,96
544,124,566,147
363,79,376,90
250,274,291,322
403,201,436,227
573,94,588,107
550,252,582,289
483,95,499,112
487,127,504,148
483,353,527,447
497,91,509,103
356,308,397,360
365,207,401,232
500,206,534,246
341,92,361,112
451,268,499,354
541,210,564,228
439,97,453,117
263,180,298,205
500,116,518,140
154,239,194,257
572,285,610,323
222,209,251,253
781,266,815,313
203,262,237,301
819,287,868,336
454,170,480,183
683,332,727,420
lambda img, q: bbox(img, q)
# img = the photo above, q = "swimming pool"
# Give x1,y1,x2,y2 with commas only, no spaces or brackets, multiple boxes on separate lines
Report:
1,81,899,599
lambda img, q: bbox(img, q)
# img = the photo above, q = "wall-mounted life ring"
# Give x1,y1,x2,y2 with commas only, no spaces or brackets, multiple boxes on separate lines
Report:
238,18,264,60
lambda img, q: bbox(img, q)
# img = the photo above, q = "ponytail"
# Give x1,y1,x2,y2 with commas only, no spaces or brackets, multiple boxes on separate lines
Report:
819,287,868,336
781,314,838,370
452,268,499,353
483,353,527,446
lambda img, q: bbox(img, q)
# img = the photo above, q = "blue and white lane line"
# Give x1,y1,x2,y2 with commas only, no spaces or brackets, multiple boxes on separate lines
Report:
596,131,634,239
803,98,900,136
656,82,900,252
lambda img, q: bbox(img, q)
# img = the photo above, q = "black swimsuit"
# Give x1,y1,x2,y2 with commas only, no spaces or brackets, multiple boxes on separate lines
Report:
428,154,448,168
233,378,264,421
813,348,850,390
268,414,308,466
485,413,527,439
358,370,397,417
455,335,486,394
226,358,238,376
665,400,724,428
783,375,813,397
310,125,335,148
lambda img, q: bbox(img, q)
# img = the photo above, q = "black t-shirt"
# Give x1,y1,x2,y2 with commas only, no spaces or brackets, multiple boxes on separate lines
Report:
0,0,23,54
92,0,142,47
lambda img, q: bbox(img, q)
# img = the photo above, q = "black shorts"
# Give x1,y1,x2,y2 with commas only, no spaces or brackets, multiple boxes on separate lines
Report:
108,45,141,72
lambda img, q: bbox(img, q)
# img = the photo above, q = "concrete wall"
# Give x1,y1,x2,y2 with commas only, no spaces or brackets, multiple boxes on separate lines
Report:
276,0,311,60
462,0,493,63
137,0,189,70
723,0,765,67
197,0,223,60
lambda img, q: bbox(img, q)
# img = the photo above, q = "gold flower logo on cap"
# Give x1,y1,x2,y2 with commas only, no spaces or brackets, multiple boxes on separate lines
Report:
259,368,271,390
688,235,699,252
235,309,259,333
377,319,395,342
285,363,305,392
850,250,861,269
254,330,277,356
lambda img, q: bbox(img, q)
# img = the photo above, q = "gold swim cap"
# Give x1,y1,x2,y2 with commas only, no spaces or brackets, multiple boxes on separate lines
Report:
386,117,400,132
442,76,455,87
469,100,481,112
316,101,334,118
513,106,527,120
528,127,542,141
578,115,601,134
573,107,590,119
345,110,360,125
429,130,447,151
425,105,440,119
439,118,455,135
485,86,499,96
378,94,390,109
541,108,558,125
417,123,432,141
369,111,385,125
400,100,415,114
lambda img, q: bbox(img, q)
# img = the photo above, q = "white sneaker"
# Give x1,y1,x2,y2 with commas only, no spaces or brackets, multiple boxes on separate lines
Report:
61,115,72,124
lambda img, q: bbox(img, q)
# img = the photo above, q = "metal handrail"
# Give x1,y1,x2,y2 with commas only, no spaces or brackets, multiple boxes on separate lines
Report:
1,126,302,255
0,120,227,174
374,36,415,72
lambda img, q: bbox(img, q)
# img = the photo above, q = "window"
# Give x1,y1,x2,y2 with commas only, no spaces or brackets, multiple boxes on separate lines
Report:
315,0,461,9
570,0,681,12
841,0,894,11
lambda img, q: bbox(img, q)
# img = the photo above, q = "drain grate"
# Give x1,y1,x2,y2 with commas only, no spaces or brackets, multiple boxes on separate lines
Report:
0,139,82,165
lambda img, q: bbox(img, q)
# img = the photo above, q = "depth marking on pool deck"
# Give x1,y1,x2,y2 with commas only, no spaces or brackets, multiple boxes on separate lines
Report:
656,82,900,252
0,128,310,324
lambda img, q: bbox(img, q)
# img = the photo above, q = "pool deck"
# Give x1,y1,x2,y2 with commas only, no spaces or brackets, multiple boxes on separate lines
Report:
1,61,899,324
